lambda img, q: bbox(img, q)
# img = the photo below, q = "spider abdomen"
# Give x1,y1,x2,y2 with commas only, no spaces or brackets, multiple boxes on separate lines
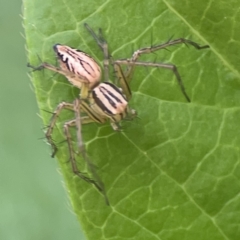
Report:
54,44,101,89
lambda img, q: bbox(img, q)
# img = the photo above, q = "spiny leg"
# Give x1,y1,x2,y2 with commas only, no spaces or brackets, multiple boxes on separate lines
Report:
65,100,109,204
114,60,191,102
28,62,91,99
84,23,110,82
113,63,132,101
45,102,75,157
27,62,89,85
63,119,108,203
124,38,209,84
44,100,108,204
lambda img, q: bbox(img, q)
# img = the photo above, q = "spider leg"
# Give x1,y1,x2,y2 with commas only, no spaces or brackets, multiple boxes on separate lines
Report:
28,62,75,79
124,38,209,84
44,99,109,204
72,99,109,204
27,63,89,87
44,102,75,157
111,63,137,123
63,117,109,205
113,63,132,101
84,23,111,82
114,60,191,102
29,69,107,202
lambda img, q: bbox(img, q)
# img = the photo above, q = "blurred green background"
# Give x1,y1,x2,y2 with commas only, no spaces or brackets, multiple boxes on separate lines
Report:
0,2,85,239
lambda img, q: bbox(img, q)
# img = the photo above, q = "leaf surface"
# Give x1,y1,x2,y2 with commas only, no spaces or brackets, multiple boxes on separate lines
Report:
24,0,240,239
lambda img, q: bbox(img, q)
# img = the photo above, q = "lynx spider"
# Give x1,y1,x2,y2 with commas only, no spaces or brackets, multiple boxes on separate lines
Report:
28,24,209,205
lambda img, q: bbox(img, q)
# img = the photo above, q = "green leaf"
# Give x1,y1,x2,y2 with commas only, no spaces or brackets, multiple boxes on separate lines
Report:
23,0,240,239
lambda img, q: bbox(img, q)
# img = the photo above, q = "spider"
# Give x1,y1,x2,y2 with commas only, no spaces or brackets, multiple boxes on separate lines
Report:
28,23,209,205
